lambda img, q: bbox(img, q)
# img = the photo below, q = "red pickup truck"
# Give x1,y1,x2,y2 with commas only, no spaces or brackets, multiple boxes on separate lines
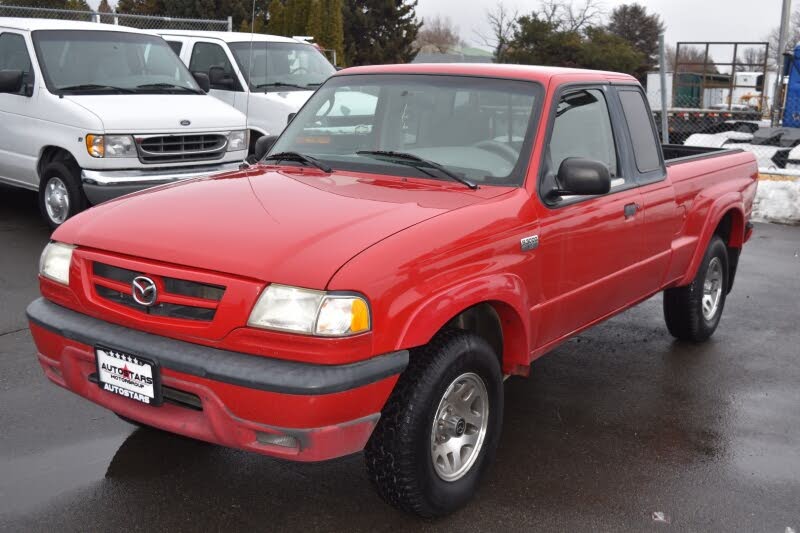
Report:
27,64,758,517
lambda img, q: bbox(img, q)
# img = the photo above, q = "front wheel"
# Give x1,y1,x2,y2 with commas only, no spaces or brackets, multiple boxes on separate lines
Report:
364,330,504,517
38,161,87,230
663,235,729,342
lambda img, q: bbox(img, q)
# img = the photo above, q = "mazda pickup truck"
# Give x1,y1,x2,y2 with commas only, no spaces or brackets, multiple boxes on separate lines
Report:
27,64,758,517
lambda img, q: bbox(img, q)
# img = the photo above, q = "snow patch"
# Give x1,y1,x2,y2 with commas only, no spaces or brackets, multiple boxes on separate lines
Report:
752,179,800,225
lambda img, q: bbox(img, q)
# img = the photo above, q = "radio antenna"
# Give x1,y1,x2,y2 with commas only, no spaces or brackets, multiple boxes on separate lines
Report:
243,0,257,163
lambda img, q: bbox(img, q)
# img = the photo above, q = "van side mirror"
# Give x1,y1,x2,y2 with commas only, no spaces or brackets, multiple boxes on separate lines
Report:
287,112,297,124
254,135,279,161
0,70,23,94
551,158,611,197
208,66,234,90
192,71,210,93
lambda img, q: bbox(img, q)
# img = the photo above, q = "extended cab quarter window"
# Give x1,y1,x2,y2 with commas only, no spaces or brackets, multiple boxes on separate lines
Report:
190,42,239,90
618,89,662,173
544,88,622,195
0,33,33,95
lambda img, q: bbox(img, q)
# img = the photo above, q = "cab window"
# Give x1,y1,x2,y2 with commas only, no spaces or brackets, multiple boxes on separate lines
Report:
0,33,34,96
189,42,239,91
543,88,623,194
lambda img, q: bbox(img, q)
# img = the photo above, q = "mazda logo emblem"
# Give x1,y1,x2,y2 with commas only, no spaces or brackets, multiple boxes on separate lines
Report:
131,276,158,307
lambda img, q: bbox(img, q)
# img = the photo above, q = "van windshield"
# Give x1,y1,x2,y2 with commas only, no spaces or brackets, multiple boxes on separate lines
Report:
268,74,542,186
32,30,202,95
229,41,335,92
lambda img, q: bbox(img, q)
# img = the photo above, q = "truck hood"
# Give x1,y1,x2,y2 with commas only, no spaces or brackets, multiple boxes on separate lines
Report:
55,167,507,288
64,94,245,133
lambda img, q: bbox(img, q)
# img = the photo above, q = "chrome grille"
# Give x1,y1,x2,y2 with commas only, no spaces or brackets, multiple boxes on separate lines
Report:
136,134,227,164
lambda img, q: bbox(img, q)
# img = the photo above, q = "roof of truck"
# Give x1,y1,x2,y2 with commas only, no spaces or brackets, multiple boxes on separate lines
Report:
0,17,153,34
337,63,639,83
156,30,302,45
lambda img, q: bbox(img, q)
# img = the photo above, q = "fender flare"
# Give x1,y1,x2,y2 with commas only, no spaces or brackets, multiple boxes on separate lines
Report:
677,192,745,287
394,273,531,374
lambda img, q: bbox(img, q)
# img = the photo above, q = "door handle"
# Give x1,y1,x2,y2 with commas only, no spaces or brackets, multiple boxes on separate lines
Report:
624,203,639,219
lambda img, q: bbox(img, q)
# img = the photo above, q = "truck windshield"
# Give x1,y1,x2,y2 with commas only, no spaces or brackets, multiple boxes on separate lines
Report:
268,74,542,186
32,30,202,95
229,41,335,92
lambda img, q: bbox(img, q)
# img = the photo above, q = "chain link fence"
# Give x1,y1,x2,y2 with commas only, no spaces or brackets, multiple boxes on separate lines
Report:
643,85,800,175
0,4,232,32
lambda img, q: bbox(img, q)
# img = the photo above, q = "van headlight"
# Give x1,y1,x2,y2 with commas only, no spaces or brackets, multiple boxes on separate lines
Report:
247,284,371,337
85,134,136,158
39,242,75,285
227,130,248,152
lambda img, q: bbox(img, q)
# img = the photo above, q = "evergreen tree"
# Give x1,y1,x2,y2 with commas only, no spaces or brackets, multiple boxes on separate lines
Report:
606,3,664,78
97,0,114,23
343,0,419,66
326,0,345,66
305,0,324,42
266,0,288,35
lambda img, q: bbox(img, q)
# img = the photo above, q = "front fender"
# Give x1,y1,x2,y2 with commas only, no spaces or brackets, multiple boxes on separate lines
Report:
396,273,531,375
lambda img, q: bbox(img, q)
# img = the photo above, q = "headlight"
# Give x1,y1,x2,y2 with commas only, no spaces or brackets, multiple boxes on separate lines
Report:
227,130,248,152
247,284,371,337
85,134,136,158
39,242,75,285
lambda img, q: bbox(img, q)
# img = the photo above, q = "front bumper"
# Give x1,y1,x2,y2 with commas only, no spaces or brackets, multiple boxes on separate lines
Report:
27,298,407,461
81,161,244,204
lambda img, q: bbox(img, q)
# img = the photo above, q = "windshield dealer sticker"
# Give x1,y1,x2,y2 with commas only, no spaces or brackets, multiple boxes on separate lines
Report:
96,348,157,404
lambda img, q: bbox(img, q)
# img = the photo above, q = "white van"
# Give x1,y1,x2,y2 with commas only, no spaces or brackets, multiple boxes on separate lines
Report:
157,30,335,145
0,19,248,228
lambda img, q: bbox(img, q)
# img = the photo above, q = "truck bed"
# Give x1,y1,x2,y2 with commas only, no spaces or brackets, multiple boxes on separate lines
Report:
662,144,741,165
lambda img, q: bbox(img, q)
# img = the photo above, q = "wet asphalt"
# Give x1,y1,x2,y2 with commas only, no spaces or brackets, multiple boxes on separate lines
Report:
0,183,798,532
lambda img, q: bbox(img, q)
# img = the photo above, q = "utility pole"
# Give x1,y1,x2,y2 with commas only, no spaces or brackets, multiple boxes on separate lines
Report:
773,0,793,126
659,34,670,144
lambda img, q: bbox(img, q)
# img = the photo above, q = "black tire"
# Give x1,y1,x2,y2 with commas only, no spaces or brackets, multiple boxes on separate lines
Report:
663,235,729,342
364,330,504,517
38,160,87,230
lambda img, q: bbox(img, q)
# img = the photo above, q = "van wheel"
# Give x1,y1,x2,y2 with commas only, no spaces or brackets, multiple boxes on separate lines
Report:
39,161,87,229
663,235,729,342
364,330,503,517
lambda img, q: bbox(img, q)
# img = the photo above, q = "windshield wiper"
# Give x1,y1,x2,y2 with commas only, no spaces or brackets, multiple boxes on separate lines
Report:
58,84,135,94
356,150,477,189
255,82,308,91
263,151,332,173
135,83,202,94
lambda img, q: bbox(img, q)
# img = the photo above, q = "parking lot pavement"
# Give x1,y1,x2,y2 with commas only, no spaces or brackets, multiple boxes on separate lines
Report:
1,183,798,532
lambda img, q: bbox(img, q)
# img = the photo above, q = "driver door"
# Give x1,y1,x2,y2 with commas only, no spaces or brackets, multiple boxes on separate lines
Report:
188,40,242,109
533,86,645,347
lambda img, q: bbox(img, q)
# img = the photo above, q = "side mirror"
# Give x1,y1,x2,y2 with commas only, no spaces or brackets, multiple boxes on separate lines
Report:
192,71,210,93
208,66,234,90
254,135,279,161
287,112,297,124
552,157,611,197
0,70,23,94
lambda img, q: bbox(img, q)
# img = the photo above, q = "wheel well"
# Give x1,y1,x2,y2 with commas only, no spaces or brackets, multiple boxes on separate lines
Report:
714,209,744,293
441,301,529,375
37,147,78,180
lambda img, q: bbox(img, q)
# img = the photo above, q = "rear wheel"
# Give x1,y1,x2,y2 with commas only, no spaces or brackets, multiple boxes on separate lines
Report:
663,235,729,342
364,330,503,517
38,161,87,229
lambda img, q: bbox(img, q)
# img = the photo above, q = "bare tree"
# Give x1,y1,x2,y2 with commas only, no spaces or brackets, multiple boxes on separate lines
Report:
474,2,518,63
736,47,768,72
767,9,800,67
666,45,719,74
536,0,604,33
415,16,463,54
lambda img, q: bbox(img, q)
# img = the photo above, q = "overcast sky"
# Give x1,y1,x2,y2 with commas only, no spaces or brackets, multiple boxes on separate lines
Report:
416,0,785,49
